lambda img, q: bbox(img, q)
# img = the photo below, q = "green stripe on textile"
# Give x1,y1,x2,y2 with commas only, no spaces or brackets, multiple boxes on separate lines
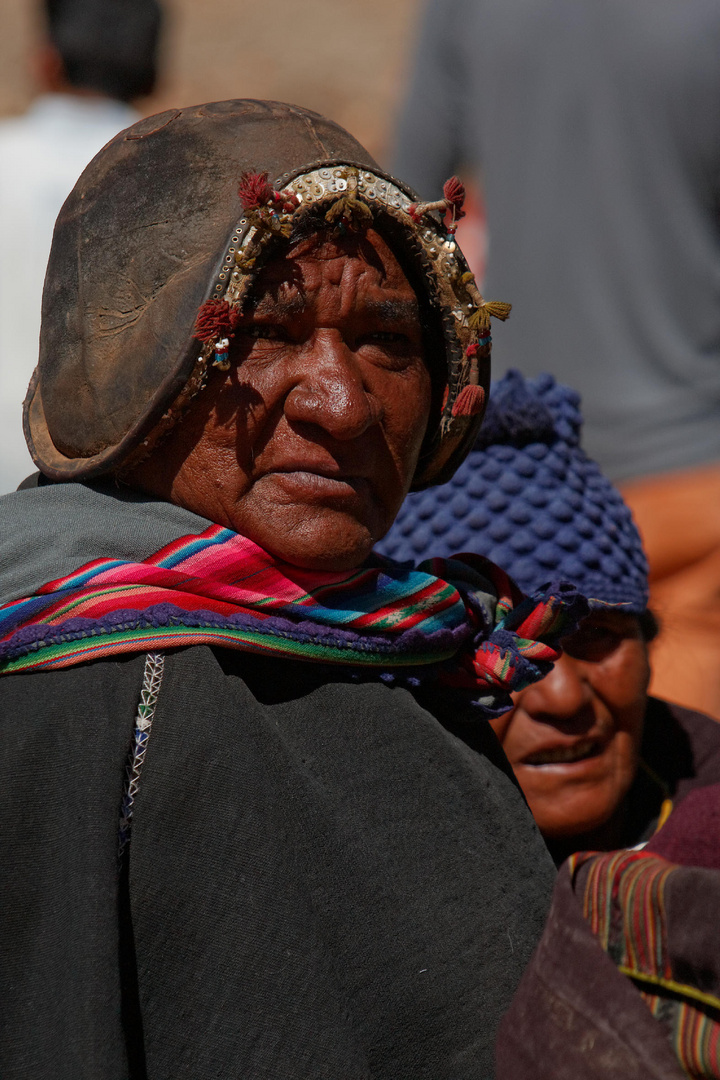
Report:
0,624,455,674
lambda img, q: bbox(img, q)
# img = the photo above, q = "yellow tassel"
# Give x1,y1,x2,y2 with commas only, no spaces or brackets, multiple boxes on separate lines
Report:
482,300,512,321
325,195,373,227
468,308,491,333
468,299,512,332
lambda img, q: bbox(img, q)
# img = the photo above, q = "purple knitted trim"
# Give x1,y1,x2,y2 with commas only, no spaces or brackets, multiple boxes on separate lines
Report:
0,603,474,664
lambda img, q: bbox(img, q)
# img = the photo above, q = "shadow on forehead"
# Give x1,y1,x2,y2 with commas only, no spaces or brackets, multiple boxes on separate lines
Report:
280,217,391,275
246,225,421,318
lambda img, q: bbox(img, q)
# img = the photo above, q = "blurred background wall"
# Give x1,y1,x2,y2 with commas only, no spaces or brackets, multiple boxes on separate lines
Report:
0,0,421,164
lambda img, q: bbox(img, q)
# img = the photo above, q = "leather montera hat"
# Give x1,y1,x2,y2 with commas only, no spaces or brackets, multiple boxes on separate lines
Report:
25,99,509,487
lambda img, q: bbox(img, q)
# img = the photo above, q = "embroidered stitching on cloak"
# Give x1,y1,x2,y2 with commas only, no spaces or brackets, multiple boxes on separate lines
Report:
118,652,165,860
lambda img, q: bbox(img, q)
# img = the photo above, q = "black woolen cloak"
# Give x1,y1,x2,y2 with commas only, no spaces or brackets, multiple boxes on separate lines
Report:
0,644,555,1079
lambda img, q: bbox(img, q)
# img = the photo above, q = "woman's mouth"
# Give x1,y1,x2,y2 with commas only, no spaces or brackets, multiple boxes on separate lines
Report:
269,470,370,499
522,738,603,766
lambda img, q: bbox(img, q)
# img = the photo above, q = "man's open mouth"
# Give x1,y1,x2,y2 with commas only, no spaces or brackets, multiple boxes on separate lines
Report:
522,738,603,766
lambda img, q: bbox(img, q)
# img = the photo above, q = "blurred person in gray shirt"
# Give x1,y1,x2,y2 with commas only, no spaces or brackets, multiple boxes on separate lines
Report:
0,0,162,495
394,0,720,718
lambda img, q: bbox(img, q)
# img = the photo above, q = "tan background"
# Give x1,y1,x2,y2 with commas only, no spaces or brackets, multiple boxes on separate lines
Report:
0,0,423,166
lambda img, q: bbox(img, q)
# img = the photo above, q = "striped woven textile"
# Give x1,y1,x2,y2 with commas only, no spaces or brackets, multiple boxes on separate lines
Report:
0,525,585,709
572,849,720,1078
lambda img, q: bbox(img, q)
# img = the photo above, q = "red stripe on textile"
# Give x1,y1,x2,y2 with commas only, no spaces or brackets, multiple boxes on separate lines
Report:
93,548,314,605
628,864,651,975
684,1007,698,1073
178,541,313,598
6,567,461,640
514,600,562,640
707,1015,720,1071
44,588,249,622
581,852,676,983
687,1011,698,1070
152,529,363,601
441,644,517,690
50,562,312,611
301,565,380,602
4,572,272,633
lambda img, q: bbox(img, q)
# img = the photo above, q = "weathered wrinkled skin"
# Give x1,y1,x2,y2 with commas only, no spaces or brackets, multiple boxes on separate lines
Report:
25,99,487,487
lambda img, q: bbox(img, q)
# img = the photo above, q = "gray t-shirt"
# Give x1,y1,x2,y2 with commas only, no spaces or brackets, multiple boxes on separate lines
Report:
394,0,720,482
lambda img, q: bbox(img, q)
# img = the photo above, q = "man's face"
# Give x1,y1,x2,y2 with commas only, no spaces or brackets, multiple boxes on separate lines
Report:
131,229,431,571
489,612,650,840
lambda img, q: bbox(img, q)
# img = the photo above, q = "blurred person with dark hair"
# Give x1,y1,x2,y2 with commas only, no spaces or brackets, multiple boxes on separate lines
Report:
44,0,160,102
0,0,162,495
379,371,720,863
394,0,720,719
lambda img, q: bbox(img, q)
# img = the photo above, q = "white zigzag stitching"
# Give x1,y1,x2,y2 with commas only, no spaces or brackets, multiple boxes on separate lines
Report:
118,652,165,860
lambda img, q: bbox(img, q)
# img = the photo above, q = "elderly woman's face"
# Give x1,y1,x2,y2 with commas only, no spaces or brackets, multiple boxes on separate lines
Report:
132,229,431,570
489,612,650,842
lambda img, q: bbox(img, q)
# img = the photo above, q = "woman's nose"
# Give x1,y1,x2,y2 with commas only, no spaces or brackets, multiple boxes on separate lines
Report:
283,330,384,440
518,654,595,732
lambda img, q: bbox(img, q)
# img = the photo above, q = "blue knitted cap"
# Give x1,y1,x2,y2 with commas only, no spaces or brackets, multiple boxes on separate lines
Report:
377,370,649,612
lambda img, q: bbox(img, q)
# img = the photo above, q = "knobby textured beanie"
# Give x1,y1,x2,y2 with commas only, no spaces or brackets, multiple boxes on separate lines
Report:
377,371,649,612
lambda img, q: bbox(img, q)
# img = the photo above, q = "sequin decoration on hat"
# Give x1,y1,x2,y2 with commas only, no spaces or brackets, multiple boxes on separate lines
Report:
376,371,649,612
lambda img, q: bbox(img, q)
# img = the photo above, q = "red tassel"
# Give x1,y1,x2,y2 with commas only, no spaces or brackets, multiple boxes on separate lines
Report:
407,203,422,224
452,383,485,418
237,171,275,211
443,176,466,221
273,190,300,212
194,298,239,343
466,343,478,358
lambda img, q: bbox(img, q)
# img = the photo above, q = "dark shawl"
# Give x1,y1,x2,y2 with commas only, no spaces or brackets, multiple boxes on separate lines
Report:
0,643,555,1079
494,856,714,1079
628,697,720,842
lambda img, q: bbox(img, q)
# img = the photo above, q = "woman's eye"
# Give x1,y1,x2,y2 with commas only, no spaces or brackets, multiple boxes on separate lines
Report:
358,331,410,346
240,324,287,341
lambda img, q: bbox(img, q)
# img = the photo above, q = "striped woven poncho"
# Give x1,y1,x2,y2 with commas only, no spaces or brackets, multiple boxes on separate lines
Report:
0,507,587,715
